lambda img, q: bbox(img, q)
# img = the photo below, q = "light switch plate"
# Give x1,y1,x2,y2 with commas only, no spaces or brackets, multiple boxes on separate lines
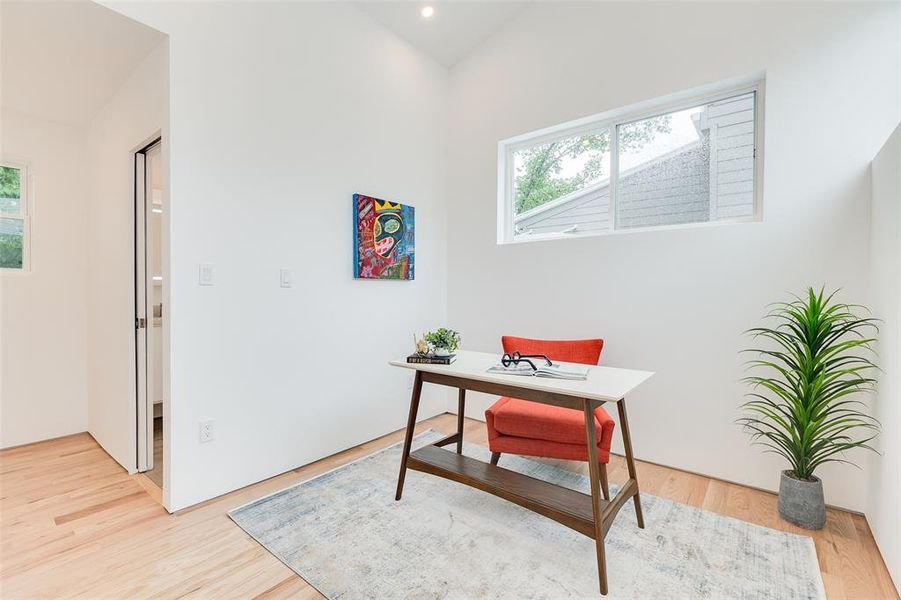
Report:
280,268,293,288
199,263,214,286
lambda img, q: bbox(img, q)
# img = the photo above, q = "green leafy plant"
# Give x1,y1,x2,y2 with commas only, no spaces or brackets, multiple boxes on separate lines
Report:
424,328,461,353
739,287,880,481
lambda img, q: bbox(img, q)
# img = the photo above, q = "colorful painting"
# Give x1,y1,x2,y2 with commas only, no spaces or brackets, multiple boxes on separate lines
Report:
353,193,414,280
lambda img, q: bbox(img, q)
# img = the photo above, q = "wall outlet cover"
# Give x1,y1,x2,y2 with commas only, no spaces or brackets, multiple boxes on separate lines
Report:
199,419,214,443
199,263,214,286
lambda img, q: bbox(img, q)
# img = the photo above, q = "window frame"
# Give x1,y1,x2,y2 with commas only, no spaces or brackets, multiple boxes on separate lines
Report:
0,160,31,273
497,75,765,244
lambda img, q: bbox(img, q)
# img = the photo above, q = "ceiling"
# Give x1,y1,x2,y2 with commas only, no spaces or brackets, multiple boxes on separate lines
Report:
353,1,529,68
1,0,165,126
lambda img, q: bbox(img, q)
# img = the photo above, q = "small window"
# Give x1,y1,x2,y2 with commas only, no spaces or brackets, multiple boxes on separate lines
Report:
1,163,29,270
499,79,763,243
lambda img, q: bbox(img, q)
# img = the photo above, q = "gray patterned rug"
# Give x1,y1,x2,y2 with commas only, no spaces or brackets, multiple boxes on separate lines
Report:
229,431,825,599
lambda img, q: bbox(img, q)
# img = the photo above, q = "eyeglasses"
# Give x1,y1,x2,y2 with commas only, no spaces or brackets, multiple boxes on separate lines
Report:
501,352,553,371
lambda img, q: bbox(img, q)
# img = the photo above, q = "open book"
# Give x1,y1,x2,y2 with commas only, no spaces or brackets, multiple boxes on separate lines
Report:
486,361,589,381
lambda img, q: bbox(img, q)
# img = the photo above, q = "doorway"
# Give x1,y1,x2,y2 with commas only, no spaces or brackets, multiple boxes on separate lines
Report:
135,138,164,489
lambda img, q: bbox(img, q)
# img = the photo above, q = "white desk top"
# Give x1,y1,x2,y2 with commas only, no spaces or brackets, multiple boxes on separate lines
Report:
389,350,653,402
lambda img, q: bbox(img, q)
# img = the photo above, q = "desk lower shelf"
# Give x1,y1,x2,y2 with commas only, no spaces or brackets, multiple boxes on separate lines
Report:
407,444,605,539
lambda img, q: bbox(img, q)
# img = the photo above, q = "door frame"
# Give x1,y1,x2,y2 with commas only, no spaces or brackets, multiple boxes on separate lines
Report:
134,136,162,474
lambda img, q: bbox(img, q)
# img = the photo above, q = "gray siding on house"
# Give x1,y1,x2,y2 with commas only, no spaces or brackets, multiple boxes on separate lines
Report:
515,184,610,235
707,94,756,220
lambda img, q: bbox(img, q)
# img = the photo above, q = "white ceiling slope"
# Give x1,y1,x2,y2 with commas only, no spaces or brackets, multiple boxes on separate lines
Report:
1,0,165,126
353,1,528,68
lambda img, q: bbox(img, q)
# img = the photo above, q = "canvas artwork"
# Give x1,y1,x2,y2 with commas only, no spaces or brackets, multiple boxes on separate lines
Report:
353,193,415,280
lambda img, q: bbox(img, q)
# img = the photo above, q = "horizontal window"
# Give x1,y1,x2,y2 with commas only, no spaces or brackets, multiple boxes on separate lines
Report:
0,163,28,270
498,79,763,243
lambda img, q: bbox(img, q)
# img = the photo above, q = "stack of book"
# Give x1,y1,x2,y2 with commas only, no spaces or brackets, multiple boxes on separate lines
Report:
406,353,456,365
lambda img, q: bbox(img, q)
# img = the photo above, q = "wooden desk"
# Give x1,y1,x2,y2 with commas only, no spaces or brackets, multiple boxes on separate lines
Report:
389,351,654,596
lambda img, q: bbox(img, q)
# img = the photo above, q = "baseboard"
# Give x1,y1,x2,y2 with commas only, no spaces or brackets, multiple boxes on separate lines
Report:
0,430,91,451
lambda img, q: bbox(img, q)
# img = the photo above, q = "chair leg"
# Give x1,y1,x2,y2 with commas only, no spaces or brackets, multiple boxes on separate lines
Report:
600,462,610,501
490,452,501,466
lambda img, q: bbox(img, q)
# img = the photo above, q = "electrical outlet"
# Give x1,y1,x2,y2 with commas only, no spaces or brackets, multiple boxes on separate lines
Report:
199,263,214,286
199,419,214,443
406,372,415,391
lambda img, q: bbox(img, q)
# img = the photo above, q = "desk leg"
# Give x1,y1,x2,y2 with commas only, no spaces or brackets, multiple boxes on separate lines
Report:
583,400,608,596
395,371,423,501
456,389,466,454
618,397,644,528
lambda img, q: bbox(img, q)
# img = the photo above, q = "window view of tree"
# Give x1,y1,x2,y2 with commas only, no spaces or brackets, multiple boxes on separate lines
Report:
0,165,24,269
0,166,20,199
513,116,672,214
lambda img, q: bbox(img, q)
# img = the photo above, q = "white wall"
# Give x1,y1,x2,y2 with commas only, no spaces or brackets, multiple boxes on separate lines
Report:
867,124,901,594
103,2,449,511
84,41,168,472
0,110,89,448
447,2,900,512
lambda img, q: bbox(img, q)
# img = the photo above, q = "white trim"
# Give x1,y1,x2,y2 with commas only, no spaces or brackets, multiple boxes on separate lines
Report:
506,215,762,246
497,74,765,245
135,150,150,472
608,122,618,230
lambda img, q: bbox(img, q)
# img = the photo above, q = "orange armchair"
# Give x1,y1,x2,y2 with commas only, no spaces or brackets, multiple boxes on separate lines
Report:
485,336,614,500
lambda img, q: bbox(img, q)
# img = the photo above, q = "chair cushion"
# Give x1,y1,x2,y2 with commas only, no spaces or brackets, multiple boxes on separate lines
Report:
489,397,615,448
488,434,611,464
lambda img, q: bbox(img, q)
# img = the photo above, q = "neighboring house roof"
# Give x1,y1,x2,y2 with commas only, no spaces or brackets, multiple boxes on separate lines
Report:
514,139,701,226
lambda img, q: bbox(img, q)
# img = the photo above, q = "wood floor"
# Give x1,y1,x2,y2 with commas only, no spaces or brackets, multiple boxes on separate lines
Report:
144,417,164,489
1,413,897,599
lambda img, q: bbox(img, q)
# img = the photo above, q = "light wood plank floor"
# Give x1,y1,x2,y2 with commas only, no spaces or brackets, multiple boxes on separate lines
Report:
1,414,897,599
144,417,164,489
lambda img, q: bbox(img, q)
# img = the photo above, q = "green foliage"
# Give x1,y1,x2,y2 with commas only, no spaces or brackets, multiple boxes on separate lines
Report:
739,288,880,480
0,233,23,269
424,328,461,353
0,166,21,199
514,116,672,214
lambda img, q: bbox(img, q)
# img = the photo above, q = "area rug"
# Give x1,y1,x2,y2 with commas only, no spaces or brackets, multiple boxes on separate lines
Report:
229,431,825,599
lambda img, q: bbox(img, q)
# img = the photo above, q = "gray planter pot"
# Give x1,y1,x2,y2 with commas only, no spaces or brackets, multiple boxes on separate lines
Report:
778,470,826,530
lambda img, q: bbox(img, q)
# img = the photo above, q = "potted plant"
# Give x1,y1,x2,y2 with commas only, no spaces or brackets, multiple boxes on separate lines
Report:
739,288,879,529
424,328,461,357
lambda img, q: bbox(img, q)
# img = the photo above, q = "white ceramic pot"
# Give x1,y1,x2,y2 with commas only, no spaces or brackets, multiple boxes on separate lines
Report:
433,347,451,357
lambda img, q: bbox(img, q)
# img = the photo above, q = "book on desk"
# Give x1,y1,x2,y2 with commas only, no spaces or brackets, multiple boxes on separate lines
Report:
406,353,457,365
486,361,589,380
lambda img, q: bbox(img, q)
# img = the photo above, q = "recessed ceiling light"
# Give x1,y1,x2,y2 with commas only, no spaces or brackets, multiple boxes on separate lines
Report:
421,5,434,18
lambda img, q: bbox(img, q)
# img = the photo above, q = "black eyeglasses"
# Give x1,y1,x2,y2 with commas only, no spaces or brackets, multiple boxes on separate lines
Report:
501,352,553,371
